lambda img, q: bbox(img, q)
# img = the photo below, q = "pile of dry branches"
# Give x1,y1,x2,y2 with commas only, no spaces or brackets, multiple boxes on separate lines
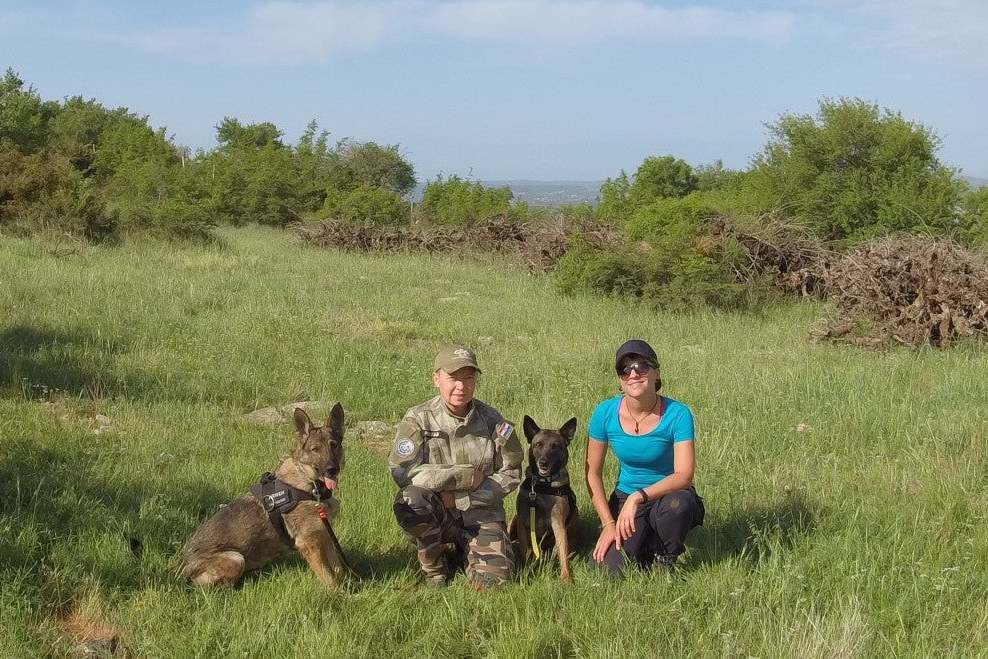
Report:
813,236,988,346
715,217,829,295
298,218,619,273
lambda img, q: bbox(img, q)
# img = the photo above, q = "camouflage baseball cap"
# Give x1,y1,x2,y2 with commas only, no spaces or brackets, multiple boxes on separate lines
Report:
434,345,482,374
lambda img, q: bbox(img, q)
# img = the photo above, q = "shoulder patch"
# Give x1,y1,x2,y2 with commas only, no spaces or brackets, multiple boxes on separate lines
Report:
395,438,415,457
496,421,514,439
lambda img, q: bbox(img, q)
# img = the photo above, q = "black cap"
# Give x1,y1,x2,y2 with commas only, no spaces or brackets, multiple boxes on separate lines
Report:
614,339,659,372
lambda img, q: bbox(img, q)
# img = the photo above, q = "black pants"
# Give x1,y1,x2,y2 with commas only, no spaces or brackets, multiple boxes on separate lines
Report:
599,487,704,576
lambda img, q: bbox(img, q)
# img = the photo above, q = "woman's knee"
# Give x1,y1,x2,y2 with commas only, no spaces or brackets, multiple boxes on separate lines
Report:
651,489,701,524
591,546,626,578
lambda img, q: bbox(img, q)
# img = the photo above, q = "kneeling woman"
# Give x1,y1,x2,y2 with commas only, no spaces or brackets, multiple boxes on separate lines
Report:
586,339,704,575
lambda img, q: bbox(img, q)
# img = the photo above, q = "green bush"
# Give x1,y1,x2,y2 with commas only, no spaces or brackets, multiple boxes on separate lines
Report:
0,141,117,241
419,176,514,226
625,193,719,243
748,98,965,243
597,157,699,225
321,184,409,227
963,186,988,247
556,222,758,311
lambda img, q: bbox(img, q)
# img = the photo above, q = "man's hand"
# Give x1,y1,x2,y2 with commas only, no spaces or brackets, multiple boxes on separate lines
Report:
440,490,456,509
470,466,487,490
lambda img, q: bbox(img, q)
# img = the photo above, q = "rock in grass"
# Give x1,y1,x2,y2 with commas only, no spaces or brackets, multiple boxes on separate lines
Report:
242,406,284,425
355,420,396,455
242,401,331,425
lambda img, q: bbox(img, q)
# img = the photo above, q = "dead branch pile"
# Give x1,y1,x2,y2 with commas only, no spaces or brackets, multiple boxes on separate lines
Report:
813,236,988,347
709,216,830,295
298,218,620,273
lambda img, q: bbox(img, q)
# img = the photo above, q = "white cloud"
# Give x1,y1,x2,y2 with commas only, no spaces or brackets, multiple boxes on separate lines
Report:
835,0,988,65
129,2,396,64
429,1,794,43
124,1,796,64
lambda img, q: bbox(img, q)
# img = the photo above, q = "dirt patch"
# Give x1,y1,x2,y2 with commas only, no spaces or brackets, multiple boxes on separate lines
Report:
813,236,988,347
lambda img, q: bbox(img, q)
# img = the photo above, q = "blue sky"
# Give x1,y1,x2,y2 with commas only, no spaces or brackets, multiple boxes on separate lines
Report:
2,0,985,180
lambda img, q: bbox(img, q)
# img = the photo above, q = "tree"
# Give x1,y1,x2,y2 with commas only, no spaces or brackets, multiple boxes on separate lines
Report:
694,160,743,192
215,117,284,150
749,98,964,242
0,68,57,152
334,140,416,195
596,171,631,223
629,155,697,205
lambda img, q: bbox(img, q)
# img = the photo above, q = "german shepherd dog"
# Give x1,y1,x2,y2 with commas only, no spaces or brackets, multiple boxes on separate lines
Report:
510,415,579,582
179,404,350,588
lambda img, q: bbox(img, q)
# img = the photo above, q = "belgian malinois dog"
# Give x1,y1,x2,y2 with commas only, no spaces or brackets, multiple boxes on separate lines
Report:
510,415,579,582
179,404,350,588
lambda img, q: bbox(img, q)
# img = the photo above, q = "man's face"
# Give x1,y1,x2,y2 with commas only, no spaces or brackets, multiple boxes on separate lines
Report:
433,367,478,414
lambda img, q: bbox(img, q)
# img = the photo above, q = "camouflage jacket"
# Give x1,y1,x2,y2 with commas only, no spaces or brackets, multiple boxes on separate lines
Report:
389,396,522,525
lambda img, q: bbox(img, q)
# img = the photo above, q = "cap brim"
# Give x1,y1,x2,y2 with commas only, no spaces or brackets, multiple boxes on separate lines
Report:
439,359,481,374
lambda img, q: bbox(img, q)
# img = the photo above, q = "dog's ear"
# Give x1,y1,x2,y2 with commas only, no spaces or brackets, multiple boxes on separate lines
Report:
327,402,345,440
522,415,540,442
293,407,313,437
559,417,578,445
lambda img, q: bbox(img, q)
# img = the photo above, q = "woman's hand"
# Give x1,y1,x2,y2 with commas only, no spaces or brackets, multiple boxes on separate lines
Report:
592,524,618,563
615,496,639,545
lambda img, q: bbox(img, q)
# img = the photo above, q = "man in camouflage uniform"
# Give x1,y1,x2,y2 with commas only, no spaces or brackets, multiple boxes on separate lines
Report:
389,346,523,588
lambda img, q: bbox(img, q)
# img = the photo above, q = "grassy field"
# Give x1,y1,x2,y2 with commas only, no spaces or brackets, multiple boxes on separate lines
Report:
1,226,985,657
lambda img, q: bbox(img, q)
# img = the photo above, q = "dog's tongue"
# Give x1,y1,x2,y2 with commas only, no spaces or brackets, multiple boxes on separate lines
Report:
323,477,338,491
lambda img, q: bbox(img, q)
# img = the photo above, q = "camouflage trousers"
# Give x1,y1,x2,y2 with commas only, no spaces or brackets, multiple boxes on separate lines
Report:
393,485,514,587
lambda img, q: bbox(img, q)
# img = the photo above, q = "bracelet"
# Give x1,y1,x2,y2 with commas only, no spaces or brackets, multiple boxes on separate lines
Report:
602,520,615,528
637,488,649,504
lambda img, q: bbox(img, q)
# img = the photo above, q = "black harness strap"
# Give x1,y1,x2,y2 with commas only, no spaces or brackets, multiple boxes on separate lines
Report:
522,471,578,527
250,472,334,546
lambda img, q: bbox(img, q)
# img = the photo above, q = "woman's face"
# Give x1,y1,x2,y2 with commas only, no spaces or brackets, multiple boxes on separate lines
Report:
618,356,658,398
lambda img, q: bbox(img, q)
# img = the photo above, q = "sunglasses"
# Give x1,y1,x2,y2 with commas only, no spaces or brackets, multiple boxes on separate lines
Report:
619,361,654,377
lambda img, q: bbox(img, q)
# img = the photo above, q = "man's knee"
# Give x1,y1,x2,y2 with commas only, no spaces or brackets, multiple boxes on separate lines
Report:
393,486,441,533
466,522,514,586
396,485,436,510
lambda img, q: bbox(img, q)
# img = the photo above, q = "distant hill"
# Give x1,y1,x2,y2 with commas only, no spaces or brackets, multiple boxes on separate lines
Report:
412,175,987,206
484,180,603,206
412,180,603,206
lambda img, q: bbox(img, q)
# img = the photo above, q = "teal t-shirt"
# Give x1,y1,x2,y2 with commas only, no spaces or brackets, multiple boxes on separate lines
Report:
588,395,695,494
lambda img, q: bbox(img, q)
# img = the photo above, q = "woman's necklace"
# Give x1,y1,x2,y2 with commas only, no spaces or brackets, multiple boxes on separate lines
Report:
627,396,660,434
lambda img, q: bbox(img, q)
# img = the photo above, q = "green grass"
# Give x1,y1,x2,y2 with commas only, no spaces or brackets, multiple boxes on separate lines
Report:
1,226,985,657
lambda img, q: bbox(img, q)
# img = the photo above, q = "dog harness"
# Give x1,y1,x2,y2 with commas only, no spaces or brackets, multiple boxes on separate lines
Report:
523,471,577,560
250,472,334,547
